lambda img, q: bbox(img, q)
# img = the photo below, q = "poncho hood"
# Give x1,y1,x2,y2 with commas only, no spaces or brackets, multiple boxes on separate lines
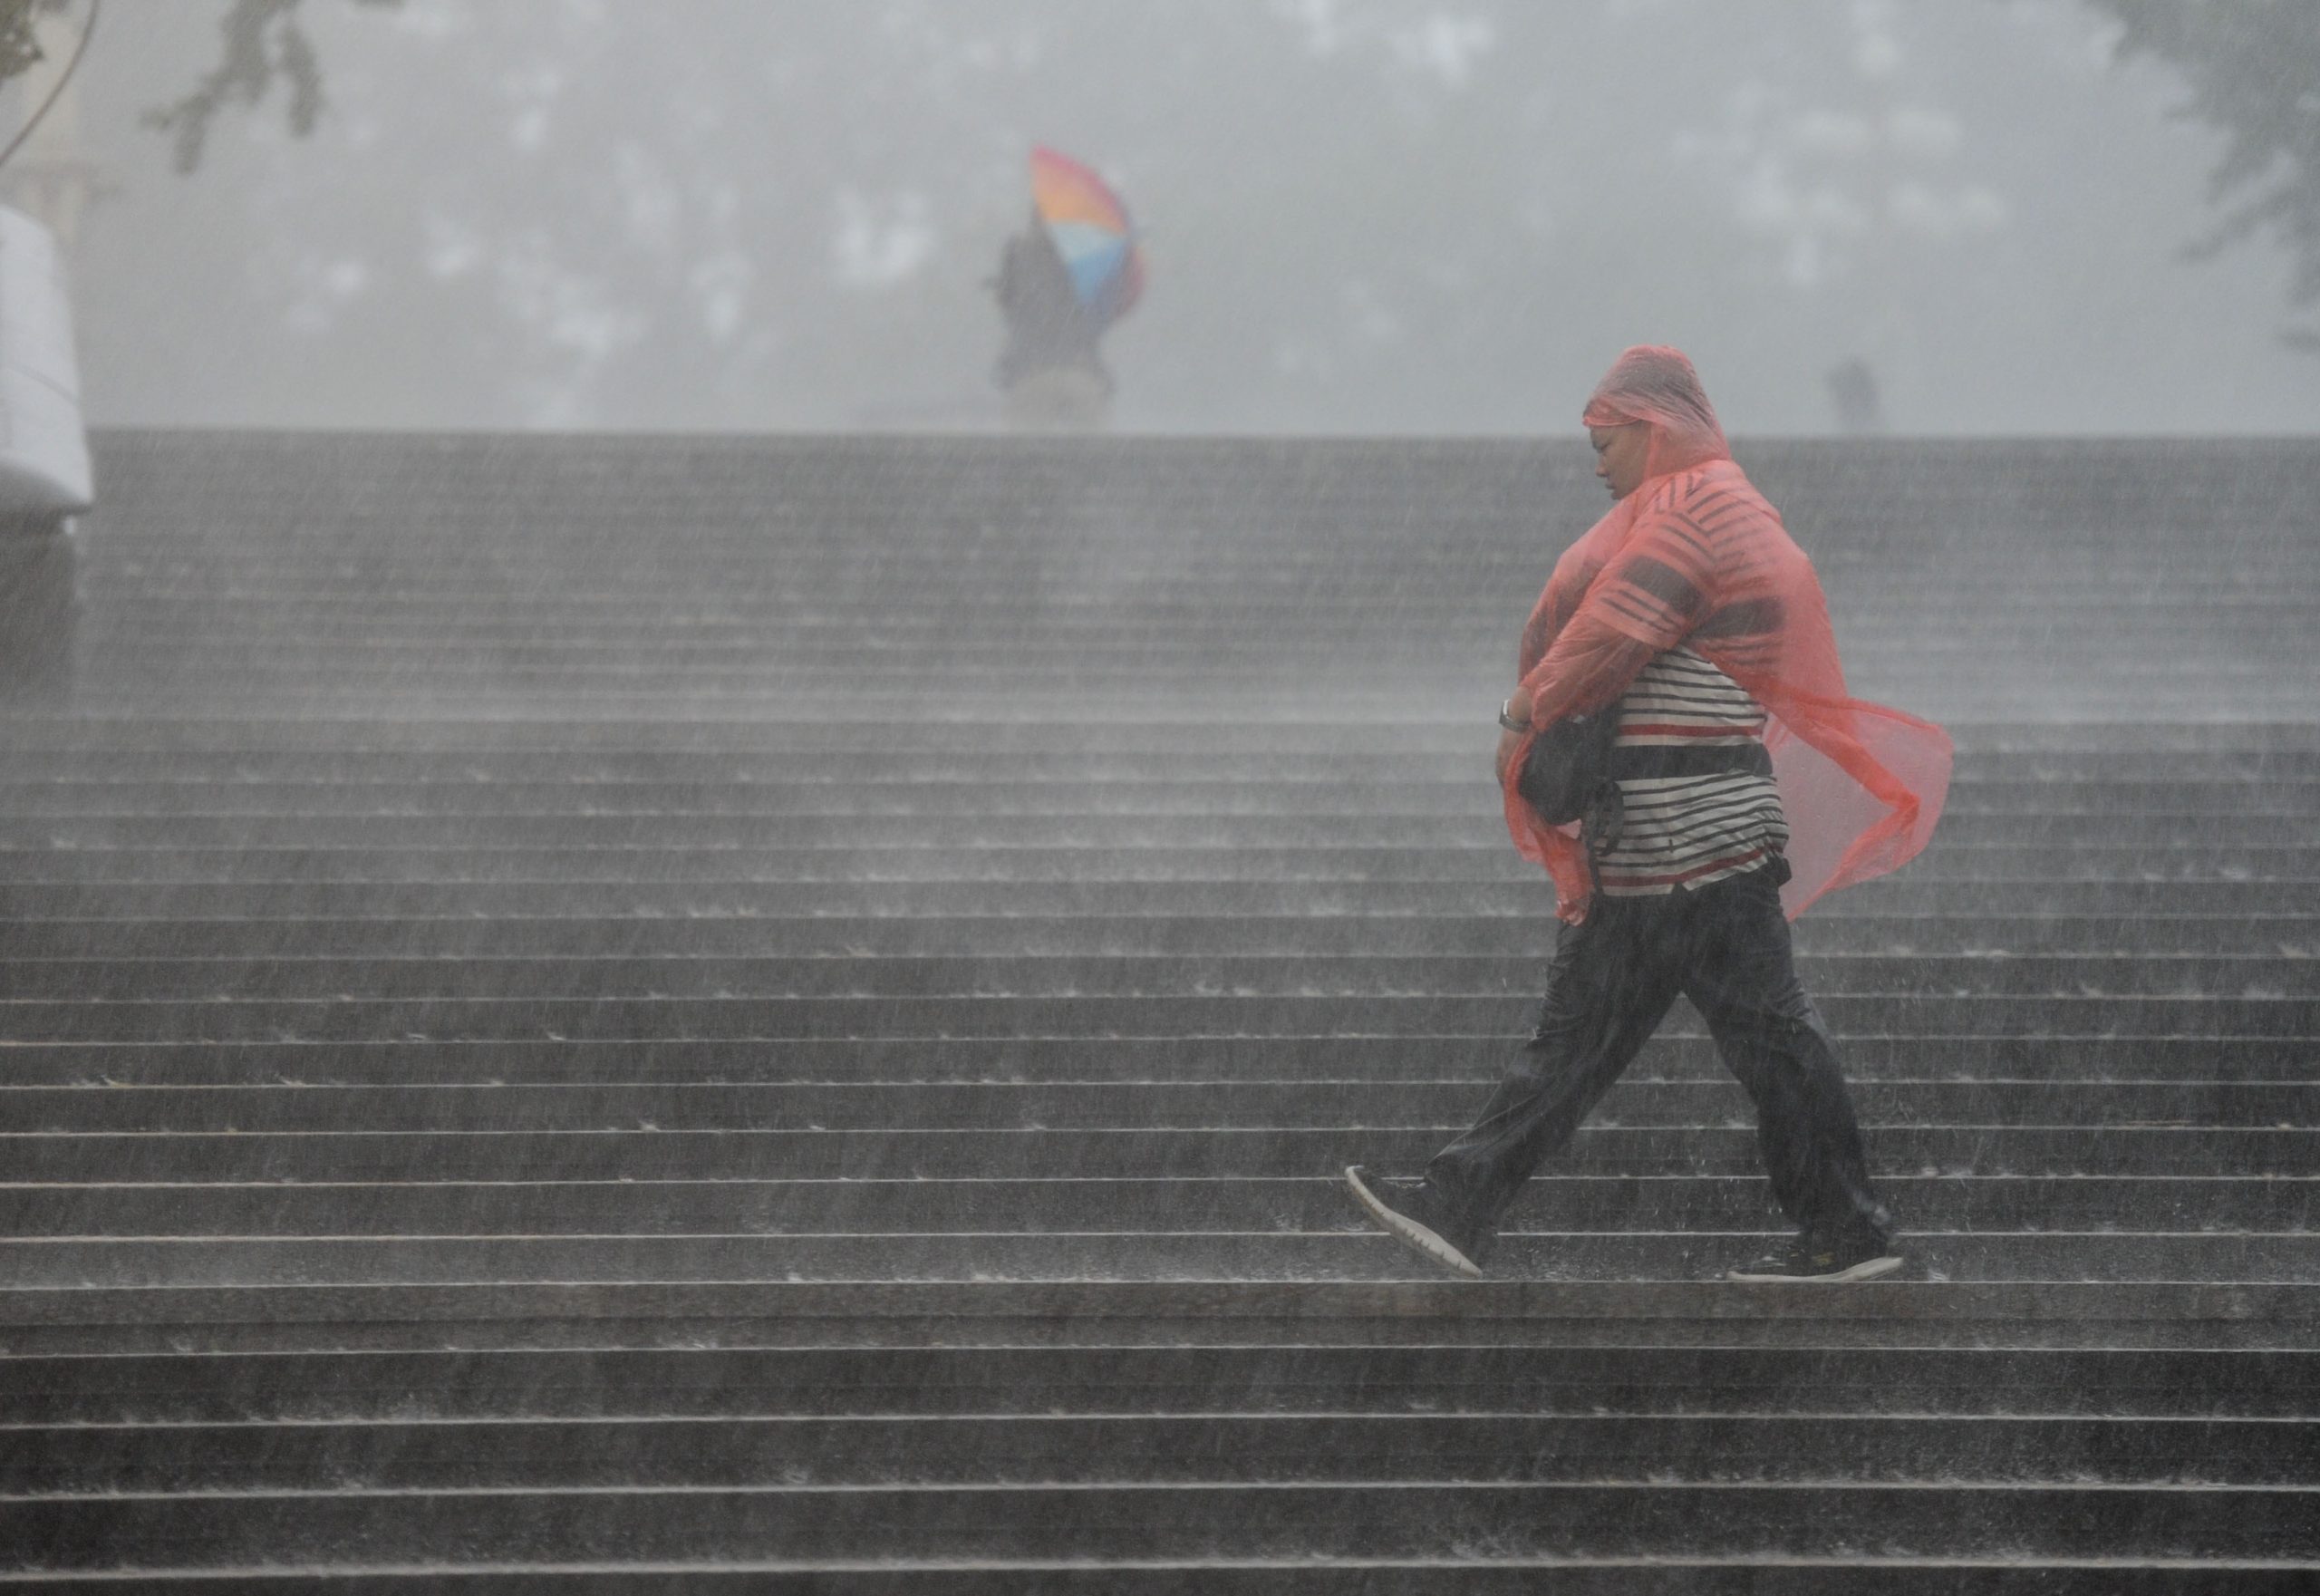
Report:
1580,343,1731,480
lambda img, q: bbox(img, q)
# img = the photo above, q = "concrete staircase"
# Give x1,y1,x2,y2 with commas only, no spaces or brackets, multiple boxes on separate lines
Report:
0,433,2314,1588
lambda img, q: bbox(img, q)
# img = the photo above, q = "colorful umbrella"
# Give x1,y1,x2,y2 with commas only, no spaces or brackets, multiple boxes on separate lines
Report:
1030,145,1146,326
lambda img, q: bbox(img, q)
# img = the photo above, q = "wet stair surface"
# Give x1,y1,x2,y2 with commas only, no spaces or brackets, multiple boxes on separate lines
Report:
0,433,2315,1590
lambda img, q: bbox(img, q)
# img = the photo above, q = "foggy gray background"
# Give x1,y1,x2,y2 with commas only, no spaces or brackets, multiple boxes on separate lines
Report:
40,0,2320,434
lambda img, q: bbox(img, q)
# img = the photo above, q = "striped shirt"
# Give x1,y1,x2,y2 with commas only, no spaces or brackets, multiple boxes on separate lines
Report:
1593,646,1788,895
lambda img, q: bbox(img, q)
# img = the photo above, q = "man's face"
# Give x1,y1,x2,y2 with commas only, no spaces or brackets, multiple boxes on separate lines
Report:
1590,422,1650,499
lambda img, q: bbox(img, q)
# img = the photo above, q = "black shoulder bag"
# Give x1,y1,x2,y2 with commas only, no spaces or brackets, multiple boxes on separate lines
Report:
1516,712,1624,852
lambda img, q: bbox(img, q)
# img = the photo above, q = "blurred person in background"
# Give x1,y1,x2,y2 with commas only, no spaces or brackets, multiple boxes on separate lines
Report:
988,209,1113,430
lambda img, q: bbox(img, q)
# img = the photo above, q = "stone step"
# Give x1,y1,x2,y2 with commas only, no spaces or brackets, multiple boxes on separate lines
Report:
85,528,2319,563
3,913,2311,959
76,424,2317,495
2,914,2312,958
2,745,2312,785
88,536,2313,571
66,633,2239,673
5,1479,2314,1568
85,577,2310,609
25,586,2320,618
4,1274,2301,1332
0,1288,2299,1356
76,553,2320,585
64,681,2299,716
6,1175,2306,1236
58,639,2317,672
84,571,2299,604
0,770,2313,824
10,1411,2312,1492
1,879,2308,918
79,693,2319,722
63,670,2285,704
1,845,2307,885
117,555,2286,579
89,501,2307,542
4,779,2314,817
5,1126,2307,1181
0,1565,2296,1594
6,706,2310,737
2,1231,2311,1288
6,776,2310,819
3,993,2305,1042
61,647,2296,682
0,1034,2286,1085
7,953,2314,1001
11,1341,2304,1422
4,722,2315,767
7,1080,2309,1135
82,527,2301,559
7,813,2313,848
63,687,2320,722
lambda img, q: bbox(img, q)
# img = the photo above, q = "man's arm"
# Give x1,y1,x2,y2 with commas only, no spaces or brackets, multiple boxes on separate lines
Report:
1497,525,1715,777
1513,619,1661,726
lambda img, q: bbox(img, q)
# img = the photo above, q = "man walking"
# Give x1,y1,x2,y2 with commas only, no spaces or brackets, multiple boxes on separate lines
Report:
1347,345,1950,1283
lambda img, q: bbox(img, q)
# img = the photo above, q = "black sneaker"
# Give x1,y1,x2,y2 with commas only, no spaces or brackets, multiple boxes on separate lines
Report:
1344,1166,1490,1278
1726,1233,1904,1283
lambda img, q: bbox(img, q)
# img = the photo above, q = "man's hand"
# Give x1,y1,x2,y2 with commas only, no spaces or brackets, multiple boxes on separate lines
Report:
1496,684,1536,784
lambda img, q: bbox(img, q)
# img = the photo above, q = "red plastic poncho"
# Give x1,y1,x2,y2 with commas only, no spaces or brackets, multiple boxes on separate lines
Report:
1503,346,1952,923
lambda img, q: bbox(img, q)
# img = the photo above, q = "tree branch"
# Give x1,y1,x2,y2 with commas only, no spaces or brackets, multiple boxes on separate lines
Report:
143,0,399,174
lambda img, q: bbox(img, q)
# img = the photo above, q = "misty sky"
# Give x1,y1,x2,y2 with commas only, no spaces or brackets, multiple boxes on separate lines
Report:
30,0,2320,434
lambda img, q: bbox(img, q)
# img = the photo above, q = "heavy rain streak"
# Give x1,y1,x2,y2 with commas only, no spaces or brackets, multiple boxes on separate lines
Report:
0,0,2314,1585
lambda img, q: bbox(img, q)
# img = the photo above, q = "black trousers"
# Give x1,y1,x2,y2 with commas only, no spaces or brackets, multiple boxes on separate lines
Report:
1425,861,1891,1246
